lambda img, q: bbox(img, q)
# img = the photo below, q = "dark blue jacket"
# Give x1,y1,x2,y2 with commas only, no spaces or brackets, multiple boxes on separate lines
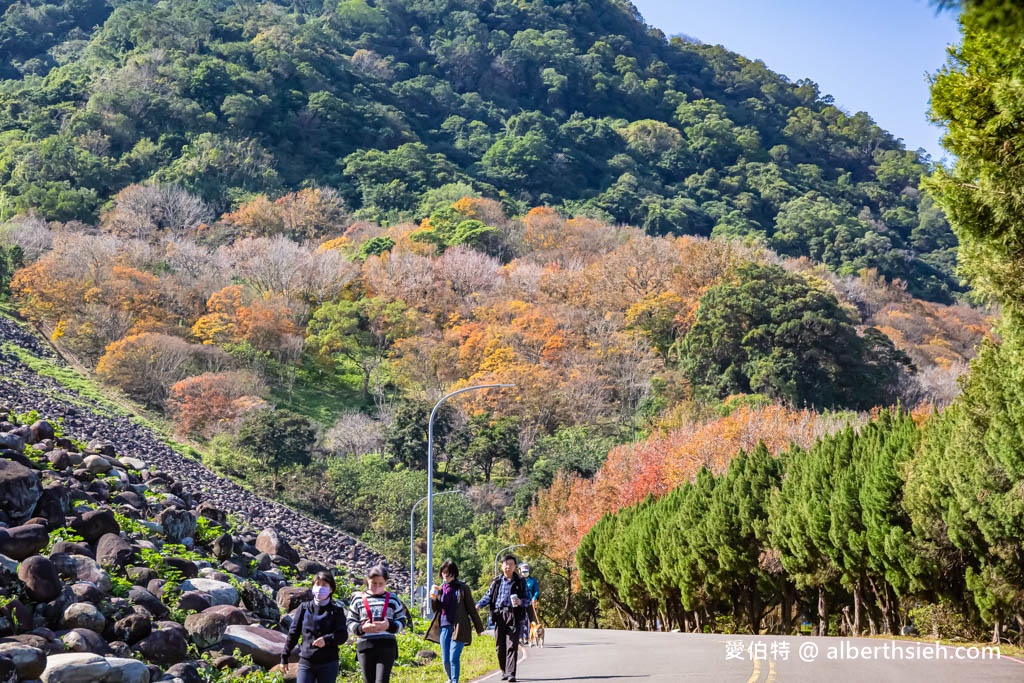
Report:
281,599,349,666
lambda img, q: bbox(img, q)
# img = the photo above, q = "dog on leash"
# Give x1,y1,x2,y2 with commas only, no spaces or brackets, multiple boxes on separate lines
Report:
529,620,545,647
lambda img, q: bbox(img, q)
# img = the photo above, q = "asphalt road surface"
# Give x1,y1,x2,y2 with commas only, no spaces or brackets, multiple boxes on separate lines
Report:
473,628,1024,682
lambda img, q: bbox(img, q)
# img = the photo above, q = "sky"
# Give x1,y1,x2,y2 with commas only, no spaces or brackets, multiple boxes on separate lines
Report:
630,0,961,162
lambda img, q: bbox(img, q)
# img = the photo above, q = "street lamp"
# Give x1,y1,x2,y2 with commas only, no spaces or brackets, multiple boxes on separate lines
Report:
410,490,461,609
494,543,526,577
426,383,513,596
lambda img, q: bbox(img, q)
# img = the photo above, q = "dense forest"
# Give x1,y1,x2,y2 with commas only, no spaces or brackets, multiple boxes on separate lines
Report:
0,0,960,300
552,0,1024,645
0,0,1015,646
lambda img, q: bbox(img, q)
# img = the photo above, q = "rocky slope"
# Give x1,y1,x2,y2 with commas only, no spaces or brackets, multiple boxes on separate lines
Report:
0,313,410,682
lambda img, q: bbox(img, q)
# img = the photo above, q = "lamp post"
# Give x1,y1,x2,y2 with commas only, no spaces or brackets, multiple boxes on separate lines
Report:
426,384,513,596
494,543,526,577
409,490,461,610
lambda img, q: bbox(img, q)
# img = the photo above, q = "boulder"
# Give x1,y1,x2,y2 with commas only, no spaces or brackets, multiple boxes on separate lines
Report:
220,625,289,668
127,566,158,586
175,591,211,613
295,559,327,576
69,582,104,604
0,598,30,635
255,529,298,564
180,579,238,607
61,602,106,633
39,652,110,683
32,485,67,529
82,455,112,475
201,605,248,626
276,586,311,614
162,662,201,683
0,460,42,525
0,642,45,679
17,555,61,602
162,557,198,580
237,581,280,622
156,509,195,544
60,628,111,655
184,610,229,650
112,613,152,645
70,508,119,544
49,541,93,559
0,433,24,452
50,553,111,592
127,588,168,620
96,533,135,569
29,421,55,443
134,625,188,666
211,533,233,562
105,657,150,683
0,523,48,561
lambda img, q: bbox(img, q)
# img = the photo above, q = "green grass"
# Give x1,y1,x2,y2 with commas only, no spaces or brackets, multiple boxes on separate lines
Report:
269,367,366,426
337,628,499,683
1,340,123,418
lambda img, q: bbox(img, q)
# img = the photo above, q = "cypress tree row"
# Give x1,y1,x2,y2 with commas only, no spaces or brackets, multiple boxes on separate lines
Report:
575,410,1021,638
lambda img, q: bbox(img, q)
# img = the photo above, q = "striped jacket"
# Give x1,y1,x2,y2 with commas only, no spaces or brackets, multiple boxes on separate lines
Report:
346,590,409,649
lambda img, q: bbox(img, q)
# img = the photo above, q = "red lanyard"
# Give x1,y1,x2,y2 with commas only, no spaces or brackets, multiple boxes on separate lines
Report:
362,592,389,622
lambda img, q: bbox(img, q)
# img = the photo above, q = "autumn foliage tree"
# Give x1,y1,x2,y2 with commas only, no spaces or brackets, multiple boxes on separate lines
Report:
166,371,267,437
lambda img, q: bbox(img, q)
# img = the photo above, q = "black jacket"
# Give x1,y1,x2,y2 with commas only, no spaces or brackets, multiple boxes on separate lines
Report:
479,573,528,621
281,599,349,666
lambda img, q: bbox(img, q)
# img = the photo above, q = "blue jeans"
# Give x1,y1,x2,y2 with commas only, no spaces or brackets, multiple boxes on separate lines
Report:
297,659,339,683
439,624,466,683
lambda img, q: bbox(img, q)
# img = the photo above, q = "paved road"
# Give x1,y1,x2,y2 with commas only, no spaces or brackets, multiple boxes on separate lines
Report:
474,628,1024,682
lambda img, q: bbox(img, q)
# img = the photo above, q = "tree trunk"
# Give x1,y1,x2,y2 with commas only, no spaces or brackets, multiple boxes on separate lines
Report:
818,587,830,636
852,583,861,636
781,584,793,635
992,619,1001,645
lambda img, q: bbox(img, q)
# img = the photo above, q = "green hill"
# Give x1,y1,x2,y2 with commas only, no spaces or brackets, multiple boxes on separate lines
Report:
0,0,959,301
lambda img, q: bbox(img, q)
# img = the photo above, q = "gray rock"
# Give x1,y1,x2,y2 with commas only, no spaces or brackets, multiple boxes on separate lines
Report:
50,553,111,592
0,460,42,525
60,628,112,655
70,508,119,544
220,624,288,668
156,509,195,544
83,455,112,475
275,586,311,614
113,613,152,645
39,652,110,683
184,610,229,650
105,656,150,683
96,533,135,569
254,528,298,564
0,523,48,560
180,579,238,607
0,642,45,679
61,602,106,633
134,624,188,666
17,555,61,602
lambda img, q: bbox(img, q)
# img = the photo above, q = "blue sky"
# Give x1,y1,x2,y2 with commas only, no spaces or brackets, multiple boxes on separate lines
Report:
630,0,960,162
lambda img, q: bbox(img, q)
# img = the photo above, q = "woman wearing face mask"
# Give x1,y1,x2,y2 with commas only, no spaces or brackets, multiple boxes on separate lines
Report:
281,571,349,683
347,564,409,683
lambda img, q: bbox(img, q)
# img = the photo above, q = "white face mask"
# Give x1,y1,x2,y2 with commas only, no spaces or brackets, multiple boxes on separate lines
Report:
313,585,332,601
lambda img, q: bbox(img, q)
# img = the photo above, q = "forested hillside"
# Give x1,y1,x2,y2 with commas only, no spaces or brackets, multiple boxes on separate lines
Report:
0,0,959,300
0,0,1006,645
556,0,1024,646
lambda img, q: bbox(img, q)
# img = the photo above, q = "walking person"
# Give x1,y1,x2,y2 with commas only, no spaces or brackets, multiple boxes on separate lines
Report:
347,565,410,683
476,555,528,682
281,571,348,683
519,563,540,645
425,559,485,683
